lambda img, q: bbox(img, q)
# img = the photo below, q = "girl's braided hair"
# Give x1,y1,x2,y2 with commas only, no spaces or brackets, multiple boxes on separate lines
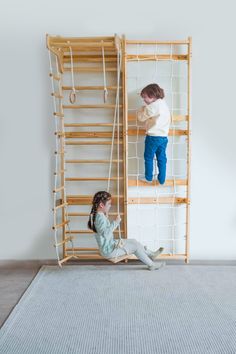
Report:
87,191,111,232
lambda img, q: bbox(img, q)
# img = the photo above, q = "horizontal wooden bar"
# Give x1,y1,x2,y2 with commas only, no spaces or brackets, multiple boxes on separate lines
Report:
126,40,189,45
49,73,61,81
65,230,124,234
63,56,118,63
53,186,65,193
128,128,188,136
128,179,187,187
67,212,124,217
64,123,122,127
66,195,123,205
65,140,123,145
52,220,69,230
54,150,65,155
53,112,64,117
54,169,66,175
128,113,188,122
65,159,122,163
63,252,186,261
126,54,188,61
62,132,122,139
53,202,68,211
64,67,117,72
48,36,115,43
65,177,123,181
54,236,75,247
51,92,63,99
63,104,122,109
62,85,121,91
52,42,115,48
58,255,80,266
128,197,188,204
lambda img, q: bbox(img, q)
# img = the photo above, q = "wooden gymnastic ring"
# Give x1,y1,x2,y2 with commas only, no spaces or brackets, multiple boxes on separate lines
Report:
69,90,76,104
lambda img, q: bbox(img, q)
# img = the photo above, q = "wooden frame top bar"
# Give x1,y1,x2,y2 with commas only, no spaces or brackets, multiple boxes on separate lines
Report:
126,40,189,45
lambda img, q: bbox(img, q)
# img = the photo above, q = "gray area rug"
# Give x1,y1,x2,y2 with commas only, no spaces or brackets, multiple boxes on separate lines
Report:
0,265,236,354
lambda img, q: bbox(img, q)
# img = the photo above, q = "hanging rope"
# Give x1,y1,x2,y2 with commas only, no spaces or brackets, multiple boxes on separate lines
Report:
48,50,60,264
106,41,124,258
101,41,108,103
69,46,77,104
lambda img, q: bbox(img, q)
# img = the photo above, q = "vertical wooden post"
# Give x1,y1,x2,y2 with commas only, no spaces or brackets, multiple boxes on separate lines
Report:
122,35,128,239
185,37,192,263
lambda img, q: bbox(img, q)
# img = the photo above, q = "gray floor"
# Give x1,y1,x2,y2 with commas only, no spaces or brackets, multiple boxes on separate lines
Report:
0,260,235,329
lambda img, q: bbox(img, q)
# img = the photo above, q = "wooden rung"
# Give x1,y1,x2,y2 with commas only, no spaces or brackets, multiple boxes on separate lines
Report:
65,177,123,181
53,202,68,210
53,112,64,117
52,220,69,230
128,179,187,187
64,67,117,72
49,73,61,81
62,85,121,91
126,54,188,61
51,92,63,99
63,250,136,263
66,247,98,251
65,140,123,146
128,128,188,136
49,36,115,43
65,230,124,234
128,114,188,122
53,186,65,193
63,56,118,63
68,212,124,217
54,150,65,155
52,42,115,48
54,236,75,247
63,104,122,109
62,252,186,261
64,132,122,139
64,123,122,127
65,252,101,259
58,255,79,266
54,170,66,175
128,197,188,204
67,195,123,205
65,159,122,163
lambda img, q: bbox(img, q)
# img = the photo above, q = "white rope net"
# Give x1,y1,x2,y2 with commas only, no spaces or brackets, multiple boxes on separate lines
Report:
126,42,189,255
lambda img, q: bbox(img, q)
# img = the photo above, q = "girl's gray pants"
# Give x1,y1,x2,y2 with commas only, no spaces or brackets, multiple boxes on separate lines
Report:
107,239,154,267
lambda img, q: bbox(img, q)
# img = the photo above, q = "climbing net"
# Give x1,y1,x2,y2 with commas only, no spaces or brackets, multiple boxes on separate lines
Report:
126,42,189,256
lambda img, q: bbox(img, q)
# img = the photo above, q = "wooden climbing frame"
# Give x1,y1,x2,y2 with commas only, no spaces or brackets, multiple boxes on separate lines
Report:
47,34,192,265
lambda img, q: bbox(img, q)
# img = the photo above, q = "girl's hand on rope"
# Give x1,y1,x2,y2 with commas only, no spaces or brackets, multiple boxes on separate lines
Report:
116,214,121,224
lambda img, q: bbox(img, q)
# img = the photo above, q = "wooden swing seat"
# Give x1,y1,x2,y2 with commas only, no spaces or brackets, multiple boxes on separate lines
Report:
107,254,135,264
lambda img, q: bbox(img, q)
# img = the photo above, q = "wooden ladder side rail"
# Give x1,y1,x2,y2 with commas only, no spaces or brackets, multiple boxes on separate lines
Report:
122,35,128,240
185,37,192,264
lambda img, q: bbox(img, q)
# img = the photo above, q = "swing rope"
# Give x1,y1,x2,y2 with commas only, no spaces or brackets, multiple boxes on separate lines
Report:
101,41,108,103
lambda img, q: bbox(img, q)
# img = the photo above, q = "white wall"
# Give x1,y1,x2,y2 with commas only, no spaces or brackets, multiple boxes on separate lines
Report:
0,0,235,260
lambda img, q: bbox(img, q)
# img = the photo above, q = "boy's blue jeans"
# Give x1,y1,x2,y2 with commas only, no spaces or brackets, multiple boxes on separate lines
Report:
144,135,168,184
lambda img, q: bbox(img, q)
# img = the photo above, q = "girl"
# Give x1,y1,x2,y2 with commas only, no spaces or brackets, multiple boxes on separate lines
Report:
138,83,171,184
88,191,165,271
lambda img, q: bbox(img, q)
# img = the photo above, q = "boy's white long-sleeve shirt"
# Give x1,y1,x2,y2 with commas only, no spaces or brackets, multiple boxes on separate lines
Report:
137,98,171,137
